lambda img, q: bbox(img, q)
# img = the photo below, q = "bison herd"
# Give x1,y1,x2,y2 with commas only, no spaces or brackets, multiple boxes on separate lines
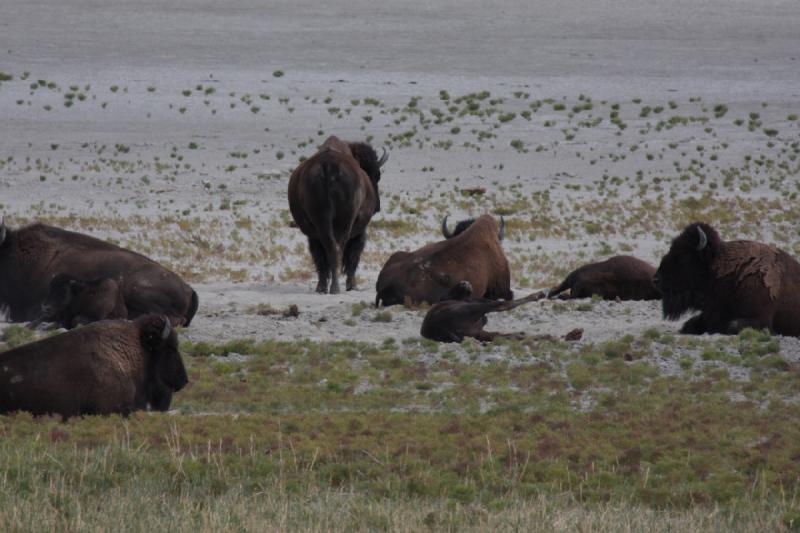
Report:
2,135,799,417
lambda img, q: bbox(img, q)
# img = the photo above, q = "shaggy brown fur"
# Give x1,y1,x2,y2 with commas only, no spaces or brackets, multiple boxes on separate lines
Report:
30,273,128,330
375,215,513,307
0,315,188,417
653,222,800,335
288,135,387,294
544,255,661,301
421,281,541,343
0,222,198,325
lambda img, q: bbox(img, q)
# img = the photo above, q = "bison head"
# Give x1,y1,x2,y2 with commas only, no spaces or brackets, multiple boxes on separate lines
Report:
349,143,388,212
441,216,505,241
139,315,189,405
653,222,721,320
40,273,86,321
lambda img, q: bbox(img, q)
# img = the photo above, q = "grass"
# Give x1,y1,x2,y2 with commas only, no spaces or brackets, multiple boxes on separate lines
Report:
1,332,800,529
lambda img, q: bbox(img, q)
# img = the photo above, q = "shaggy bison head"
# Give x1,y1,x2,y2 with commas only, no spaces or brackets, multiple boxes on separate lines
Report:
348,143,388,212
39,273,83,321
653,222,721,320
441,216,505,241
140,315,189,403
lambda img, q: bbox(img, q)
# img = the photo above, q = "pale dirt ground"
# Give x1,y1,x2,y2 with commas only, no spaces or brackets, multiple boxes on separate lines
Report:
1,0,800,357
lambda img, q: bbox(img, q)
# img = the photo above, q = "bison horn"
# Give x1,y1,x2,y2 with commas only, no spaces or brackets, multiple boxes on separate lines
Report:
161,316,171,340
441,216,453,239
498,217,506,241
0,216,5,246
696,226,707,251
377,147,389,168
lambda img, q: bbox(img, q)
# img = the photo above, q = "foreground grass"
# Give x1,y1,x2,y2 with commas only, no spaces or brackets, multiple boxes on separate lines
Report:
2,332,800,529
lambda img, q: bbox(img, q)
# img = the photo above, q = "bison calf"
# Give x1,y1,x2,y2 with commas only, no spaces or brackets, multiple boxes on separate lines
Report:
0,315,188,417
31,273,128,329
653,222,800,336
421,281,541,343
543,255,661,301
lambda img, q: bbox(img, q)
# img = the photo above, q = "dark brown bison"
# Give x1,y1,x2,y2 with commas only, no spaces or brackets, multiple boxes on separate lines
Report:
288,136,388,294
543,255,661,301
653,222,800,335
421,281,541,343
29,273,128,330
0,315,188,417
375,214,512,307
0,221,198,325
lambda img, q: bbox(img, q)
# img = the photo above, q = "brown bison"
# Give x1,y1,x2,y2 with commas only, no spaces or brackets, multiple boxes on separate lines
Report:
0,220,198,325
421,281,541,343
653,222,800,335
29,273,128,330
375,214,512,307
543,255,661,301
288,136,388,294
0,315,188,417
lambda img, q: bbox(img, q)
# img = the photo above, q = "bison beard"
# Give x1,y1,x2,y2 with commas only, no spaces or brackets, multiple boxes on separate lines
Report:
654,222,800,336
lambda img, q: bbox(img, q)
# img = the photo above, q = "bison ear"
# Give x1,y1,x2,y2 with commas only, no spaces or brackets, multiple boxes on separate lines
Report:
141,315,172,351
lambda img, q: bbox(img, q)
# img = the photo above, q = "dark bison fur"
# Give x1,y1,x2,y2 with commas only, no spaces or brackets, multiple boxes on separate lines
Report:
0,221,198,326
375,214,513,307
31,273,128,329
653,222,800,336
545,255,661,301
288,136,388,294
420,281,542,343
0,315,188,417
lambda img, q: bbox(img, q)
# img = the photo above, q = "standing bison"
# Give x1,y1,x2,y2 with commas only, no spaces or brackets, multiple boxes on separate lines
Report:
0,315,188,417
421,281,540,343
543,255,661,301
653,222,800,335
288,136,388,294
30,273,128,330
0,220,198,326
375,215,512,307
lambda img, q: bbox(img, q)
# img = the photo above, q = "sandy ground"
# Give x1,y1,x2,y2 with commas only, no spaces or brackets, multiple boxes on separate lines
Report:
1,0,800,352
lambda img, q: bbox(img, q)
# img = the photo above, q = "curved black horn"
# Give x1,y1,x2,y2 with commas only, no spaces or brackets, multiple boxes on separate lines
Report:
377,147,389,168
441,216,453,239
161,316,171,340
498,217,505,241
696,226,707,251
0,216,5,246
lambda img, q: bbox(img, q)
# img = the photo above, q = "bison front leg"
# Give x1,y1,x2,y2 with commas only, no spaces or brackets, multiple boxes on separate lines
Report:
725,317,773,335
343,233,367,291
679,314,707,334
308,238,330,293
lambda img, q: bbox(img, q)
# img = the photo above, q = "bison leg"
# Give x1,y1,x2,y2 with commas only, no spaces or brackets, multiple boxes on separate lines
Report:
680,314,707,334
726,317,773,335
308,238,330,293
319,235,341,295
343,233,367,291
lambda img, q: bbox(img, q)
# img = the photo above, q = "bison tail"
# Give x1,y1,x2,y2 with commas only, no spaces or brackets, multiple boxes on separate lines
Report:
183,289,199,327
545,274,574,299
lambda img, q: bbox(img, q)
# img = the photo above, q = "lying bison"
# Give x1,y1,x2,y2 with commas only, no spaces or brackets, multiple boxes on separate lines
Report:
653,222,800,335
421,281,541,343
0,315,188,417
375,215,512,307
29,273,128,330
543,255,661,301
0,220,198,325
288,135,388,294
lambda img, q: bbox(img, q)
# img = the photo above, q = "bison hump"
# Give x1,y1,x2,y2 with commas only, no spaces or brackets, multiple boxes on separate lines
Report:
713,241,784,300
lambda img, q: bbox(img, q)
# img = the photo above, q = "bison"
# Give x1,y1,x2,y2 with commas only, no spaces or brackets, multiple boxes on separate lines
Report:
288,136,388,294
543,255,661,301
375,214,512,307
0,220,198,326
29,273,128,330
653,222,800,335
421,281,541,343
0,315,188,417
